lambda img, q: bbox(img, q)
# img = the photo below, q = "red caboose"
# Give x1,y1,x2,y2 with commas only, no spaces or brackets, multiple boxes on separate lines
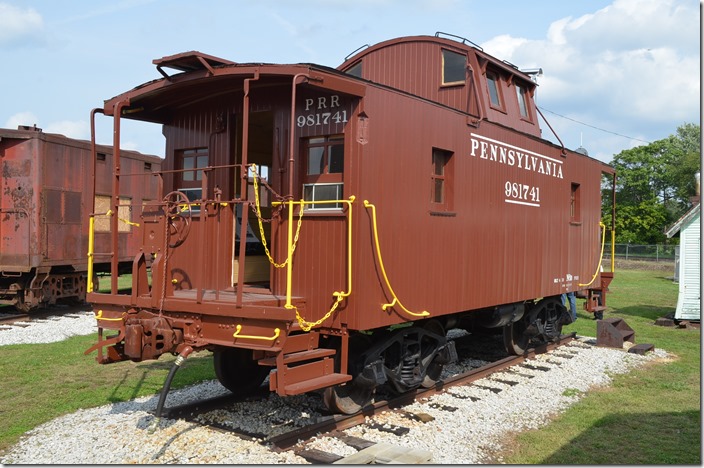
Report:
0,126,161,311
86,34,615,413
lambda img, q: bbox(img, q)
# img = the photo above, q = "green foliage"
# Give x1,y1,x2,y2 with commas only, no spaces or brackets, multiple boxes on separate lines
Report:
608,123,700,244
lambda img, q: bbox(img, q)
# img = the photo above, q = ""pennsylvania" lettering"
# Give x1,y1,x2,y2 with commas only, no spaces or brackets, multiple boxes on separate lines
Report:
470,133,563,179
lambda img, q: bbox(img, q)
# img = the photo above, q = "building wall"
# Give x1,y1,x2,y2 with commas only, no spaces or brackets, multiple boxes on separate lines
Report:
675,209,700,320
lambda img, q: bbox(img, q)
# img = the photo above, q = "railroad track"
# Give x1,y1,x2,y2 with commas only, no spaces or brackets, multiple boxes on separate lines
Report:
0,312,30,326
158,332,576,463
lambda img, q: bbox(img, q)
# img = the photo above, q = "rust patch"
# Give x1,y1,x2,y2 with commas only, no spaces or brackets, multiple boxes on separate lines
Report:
2,159,31,178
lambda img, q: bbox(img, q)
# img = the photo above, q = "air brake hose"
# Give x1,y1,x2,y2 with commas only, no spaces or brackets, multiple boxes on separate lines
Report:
148,346,193,433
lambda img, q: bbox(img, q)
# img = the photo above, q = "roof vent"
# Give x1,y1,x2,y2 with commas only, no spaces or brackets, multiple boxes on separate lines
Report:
153,51,236,79
17,124,42,132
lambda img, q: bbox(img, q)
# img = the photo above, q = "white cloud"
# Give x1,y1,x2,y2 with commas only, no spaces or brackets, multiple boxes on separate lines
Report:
5,111,39,130
45,120,89,140
481,34,529,63
0,3,45,47
480,0,699,160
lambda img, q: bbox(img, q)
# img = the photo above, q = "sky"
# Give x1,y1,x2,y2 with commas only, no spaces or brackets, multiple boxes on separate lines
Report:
0,0,700,163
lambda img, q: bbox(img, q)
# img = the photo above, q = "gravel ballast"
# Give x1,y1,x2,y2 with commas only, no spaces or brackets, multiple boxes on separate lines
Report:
0,313,669,464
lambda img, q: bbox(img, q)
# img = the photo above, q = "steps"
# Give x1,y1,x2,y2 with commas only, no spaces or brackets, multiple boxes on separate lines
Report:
260,330,351,396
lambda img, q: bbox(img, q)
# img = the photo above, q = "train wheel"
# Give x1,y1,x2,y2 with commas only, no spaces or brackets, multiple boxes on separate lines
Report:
323,380,374,415
503,318,530,355
503,297,565,355
213,347,270,396
323,334,374,414
421,319,446,388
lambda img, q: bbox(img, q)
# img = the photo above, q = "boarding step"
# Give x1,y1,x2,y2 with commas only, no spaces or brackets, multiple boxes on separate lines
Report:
258,348,336,366
269,354,352,396
281,331,321,354
596,317,635,348
282,373,352,396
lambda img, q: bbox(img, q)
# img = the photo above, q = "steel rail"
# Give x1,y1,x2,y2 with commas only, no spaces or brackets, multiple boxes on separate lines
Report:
157,333,576,451
268,332,576,450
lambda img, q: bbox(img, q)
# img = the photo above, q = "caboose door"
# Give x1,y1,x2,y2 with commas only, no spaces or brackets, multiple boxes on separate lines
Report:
0,157,33,272
232,111,276,287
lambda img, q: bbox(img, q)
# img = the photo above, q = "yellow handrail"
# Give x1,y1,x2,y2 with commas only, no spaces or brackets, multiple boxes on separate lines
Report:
610,230,616,273
87,215,96,293
95,310,126,321
271,196,356,331
579,221,607,287
363,200,429,318
232,324,280,341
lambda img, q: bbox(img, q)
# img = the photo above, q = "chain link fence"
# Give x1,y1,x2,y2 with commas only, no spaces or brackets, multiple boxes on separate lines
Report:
604,244,677,262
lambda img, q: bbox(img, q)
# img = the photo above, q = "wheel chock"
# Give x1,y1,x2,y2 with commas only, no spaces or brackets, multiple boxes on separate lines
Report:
596,318,635,348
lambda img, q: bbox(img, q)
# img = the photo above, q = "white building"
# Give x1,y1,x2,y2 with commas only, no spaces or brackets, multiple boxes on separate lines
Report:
665,202,701,321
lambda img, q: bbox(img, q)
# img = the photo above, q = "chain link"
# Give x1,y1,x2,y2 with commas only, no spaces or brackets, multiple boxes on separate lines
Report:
287,294,344,332
250,164,304,268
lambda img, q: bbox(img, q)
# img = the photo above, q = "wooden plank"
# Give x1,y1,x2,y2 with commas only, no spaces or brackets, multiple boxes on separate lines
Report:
295,448,343,464
334,443,432,464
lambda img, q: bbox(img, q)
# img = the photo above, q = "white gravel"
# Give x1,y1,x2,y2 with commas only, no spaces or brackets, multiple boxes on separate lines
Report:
0,309,97,345
0,315,671,464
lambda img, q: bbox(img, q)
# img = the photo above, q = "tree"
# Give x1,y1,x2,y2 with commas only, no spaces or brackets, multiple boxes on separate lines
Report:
607,123,700,244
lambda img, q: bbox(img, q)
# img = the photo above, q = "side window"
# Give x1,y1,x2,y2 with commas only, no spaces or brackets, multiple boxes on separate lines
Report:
177,147,208,214
94,195,132,232
516,84,530,119
441,49,466,85
487,71,503,109
302,135,344,210
346,61,362,78
431,148,453,211
179,148,208,184
570,183,581,222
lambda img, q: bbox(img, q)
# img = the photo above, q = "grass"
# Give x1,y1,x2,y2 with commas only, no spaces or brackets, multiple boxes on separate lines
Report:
501,268,701,464
0,335,215,455
0,268,699,463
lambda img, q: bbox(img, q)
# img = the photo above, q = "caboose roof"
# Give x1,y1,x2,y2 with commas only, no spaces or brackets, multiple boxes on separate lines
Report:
338,34,538,88
102,60,366,123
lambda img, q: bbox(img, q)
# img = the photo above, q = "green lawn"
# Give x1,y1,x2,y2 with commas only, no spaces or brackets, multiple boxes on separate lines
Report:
0,335,215,455
502,268,700,464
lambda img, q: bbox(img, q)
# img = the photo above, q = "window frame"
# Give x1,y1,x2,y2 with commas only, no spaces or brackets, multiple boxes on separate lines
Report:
430,147,454,212
516,83,531,120
301,134,345,211
570,183,581,224
179,147,209,184
486,70,505,111
441,49,466,86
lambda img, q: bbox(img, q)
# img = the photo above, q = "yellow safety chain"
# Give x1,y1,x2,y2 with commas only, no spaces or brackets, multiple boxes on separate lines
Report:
251,164,303,268
287,295,345,332
364,200,429,318
579,221,607,287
